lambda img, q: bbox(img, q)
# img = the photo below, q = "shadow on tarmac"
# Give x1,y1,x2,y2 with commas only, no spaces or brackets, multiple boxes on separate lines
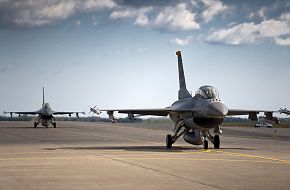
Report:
45,146,255,152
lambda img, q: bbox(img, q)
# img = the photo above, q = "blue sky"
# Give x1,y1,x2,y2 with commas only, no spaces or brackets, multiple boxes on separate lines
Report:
0,0,289,117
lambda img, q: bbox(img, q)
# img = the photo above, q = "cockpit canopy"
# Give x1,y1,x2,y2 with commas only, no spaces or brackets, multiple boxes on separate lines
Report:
43,103,51,109
195,85,219,99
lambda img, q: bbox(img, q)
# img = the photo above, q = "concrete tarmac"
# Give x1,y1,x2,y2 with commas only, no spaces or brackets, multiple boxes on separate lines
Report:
0,121,289,190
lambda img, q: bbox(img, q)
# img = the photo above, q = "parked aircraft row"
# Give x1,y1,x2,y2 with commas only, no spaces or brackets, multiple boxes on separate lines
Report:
2,51,289,149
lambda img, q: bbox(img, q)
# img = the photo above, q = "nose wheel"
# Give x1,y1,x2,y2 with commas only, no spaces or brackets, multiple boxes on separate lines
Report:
203,140,208,150
202,130,221,149
214,135,220,149
166,134,173,149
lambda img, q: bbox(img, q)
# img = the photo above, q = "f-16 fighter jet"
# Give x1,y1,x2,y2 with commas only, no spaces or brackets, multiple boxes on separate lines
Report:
101,51,279,149
4,87,84,128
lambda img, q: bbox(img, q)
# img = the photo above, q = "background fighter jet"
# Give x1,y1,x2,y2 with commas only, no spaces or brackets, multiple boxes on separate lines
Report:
88,105,101,115
4,87,84,128
101,51,279,149
279,108,290,115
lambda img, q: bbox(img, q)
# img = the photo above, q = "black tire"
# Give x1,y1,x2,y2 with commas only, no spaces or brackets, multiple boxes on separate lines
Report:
166,134,173,149
45,125,48,128
204,140,208,150
214,135,220,149
34,122,37,128
53,122,56,128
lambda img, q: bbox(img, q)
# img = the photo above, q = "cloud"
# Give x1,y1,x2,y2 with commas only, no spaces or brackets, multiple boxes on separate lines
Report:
110,4,200,32
75,20,81,26
247,1,290,20
274,37,290,46
105,48,148,55
152,3,200,31
169,36,193,46
110,0,228,32
110,7,152,26
199,0,228,23
0,0,116,27
205,12,290,46
0,0,227,32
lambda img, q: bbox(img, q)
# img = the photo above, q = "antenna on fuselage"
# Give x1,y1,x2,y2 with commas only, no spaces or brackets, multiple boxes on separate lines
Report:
42,87,45,106
176,51,192,100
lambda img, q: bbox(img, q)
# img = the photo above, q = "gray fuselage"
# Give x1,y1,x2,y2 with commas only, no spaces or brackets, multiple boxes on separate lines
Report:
169,95,228,130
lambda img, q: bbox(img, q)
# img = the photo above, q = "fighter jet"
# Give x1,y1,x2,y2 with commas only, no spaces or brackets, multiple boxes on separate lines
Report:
101,51,279,149
279,108,290,115
88,105,101,115
4,87,84,128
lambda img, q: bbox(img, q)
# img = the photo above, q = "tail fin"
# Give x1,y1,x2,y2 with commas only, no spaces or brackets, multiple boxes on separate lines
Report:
176,51,192,100
42,87,45,106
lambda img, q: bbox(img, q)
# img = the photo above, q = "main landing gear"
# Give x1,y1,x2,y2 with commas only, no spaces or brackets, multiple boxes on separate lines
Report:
213,135,220,149
33,117,57,128
166,134,173,149
203,129,220,149
166,120,186,149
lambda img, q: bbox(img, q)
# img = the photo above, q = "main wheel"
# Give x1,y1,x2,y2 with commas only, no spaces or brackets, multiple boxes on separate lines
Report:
53,122,56,128
34,122,37,128
214,135,220,149
204,140,208,150
166,134,173,149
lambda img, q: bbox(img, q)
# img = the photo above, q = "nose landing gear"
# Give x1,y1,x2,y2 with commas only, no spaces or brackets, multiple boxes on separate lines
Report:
203,139,208,150
202,130,221,149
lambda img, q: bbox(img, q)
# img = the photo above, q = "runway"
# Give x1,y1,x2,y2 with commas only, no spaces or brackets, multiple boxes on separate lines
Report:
0,121,289,190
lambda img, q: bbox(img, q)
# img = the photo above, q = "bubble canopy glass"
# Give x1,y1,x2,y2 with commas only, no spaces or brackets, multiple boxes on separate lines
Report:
195,85,219,99
44,103,51,108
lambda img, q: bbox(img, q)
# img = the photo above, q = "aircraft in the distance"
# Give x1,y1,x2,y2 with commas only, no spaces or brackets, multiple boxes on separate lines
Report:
279,108,290,115
88,105,101,115
4,87,84,128
100,51,279,149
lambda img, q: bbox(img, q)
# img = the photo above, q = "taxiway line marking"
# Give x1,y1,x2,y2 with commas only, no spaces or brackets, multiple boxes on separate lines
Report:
0,156,288,165
212,150,290,164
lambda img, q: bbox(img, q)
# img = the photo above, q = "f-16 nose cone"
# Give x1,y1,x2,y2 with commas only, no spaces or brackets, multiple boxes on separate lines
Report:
207,102,228,117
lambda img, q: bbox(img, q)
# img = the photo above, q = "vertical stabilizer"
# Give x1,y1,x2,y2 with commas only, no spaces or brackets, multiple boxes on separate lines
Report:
176,51,192,100
42,87,45,106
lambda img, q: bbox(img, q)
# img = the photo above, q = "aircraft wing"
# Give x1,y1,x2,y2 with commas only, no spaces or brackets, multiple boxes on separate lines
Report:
52,111,85,116
227,109,273,116
227,109,280,124
102,108,171,116
101,107,203,117
3,111,38,115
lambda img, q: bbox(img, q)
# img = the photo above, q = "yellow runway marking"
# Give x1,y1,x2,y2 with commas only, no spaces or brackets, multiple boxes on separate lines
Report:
212,150,290,164
0,156,289,165
0,151,74,155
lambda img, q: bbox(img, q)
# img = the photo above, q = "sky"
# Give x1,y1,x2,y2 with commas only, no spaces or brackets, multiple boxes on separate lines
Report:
0,0,289,118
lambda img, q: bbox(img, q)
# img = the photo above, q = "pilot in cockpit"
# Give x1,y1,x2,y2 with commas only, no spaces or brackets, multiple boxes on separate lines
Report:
195,85,219,100
44,103,51,109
